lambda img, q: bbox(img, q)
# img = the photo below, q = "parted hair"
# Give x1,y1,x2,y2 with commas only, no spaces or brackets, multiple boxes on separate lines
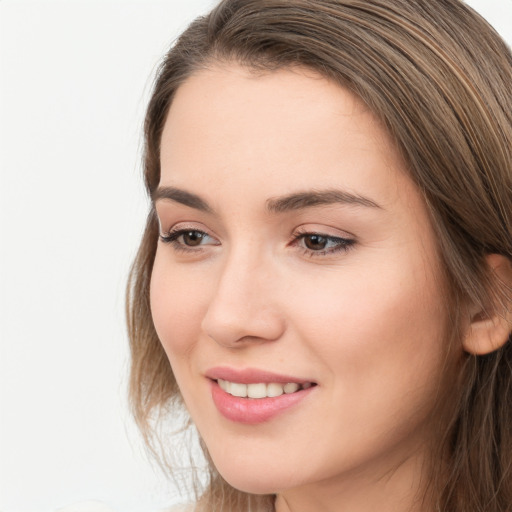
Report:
127,1,512,510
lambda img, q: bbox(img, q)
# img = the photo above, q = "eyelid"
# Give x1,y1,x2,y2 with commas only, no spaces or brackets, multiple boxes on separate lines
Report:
290,225,357,257
158,222,220,251
157,220,216,238
293,224,356,241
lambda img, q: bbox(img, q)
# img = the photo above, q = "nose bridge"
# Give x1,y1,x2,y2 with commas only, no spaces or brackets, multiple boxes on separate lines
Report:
201,243,284,346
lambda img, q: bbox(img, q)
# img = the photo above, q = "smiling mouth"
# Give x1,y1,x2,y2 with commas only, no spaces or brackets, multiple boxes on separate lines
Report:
217,379,316,399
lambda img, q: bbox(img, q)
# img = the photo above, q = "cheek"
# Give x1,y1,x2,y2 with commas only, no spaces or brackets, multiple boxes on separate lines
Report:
149,253,210,360
285,251,449,398
277,259,451,471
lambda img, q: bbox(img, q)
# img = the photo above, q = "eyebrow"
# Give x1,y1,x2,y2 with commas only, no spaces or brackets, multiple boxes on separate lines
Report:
266,189,382,213
152,186,382,213
152,186,213,213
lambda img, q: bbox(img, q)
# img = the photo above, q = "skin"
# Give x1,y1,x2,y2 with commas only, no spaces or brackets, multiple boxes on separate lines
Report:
150,64,459,512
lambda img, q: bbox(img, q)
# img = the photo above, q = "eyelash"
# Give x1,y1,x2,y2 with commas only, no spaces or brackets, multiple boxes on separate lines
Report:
159,228,218,254
291,230,356,257
159,227,355,257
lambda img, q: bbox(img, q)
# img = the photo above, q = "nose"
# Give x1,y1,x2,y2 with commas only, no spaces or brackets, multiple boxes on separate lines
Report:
201,251,286,348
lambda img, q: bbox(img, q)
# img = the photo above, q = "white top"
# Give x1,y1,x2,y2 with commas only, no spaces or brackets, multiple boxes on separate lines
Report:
56,501,194,512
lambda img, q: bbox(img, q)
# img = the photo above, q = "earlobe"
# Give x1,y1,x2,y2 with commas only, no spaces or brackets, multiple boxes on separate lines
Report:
463,254,512,356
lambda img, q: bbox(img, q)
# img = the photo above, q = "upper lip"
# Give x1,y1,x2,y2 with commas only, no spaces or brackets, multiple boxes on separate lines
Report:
205,366,316,385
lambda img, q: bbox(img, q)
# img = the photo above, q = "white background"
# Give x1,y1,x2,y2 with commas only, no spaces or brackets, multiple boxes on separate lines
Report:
0,1,511,511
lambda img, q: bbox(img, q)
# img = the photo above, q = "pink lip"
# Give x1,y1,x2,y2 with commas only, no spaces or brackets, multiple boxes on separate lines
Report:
206,367,317,424
206,366,314,385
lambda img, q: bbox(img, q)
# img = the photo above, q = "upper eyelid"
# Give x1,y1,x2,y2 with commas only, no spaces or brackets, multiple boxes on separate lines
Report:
162,226,215,239
293,225,356,240
158,220,216,236
291,232,355,247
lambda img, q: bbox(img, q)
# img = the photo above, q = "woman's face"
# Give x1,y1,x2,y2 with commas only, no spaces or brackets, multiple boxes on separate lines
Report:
151,64,455,500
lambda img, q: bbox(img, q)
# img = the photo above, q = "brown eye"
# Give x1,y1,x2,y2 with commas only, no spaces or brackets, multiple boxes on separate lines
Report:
159,228,218,248
181,231,205,246
295,232,356,256
303,234,328,250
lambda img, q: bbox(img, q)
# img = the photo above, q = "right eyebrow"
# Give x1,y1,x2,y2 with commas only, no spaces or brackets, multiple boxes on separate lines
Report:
151,186,213,213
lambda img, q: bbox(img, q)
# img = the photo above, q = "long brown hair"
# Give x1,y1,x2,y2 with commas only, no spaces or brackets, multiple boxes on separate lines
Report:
127,1,512,510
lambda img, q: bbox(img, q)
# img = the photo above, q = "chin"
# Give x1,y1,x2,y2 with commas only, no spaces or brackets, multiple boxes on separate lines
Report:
217,470,283,495
209,452,306,496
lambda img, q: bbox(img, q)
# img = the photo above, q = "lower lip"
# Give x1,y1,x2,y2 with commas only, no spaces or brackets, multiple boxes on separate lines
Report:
210,380,315,424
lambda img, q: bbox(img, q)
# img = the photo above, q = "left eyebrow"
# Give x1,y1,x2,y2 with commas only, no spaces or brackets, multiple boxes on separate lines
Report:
266,189,382,213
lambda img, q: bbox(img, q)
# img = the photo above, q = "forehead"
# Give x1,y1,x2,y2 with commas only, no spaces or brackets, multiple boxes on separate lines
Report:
159,63,414,212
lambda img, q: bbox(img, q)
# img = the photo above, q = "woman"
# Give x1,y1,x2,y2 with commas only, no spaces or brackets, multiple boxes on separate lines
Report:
127,0,512,510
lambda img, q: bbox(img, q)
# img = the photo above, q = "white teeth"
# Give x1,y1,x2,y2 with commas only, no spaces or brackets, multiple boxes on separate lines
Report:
283,382,300,394
247,383,267,398
217,379,312,398
230,382,248,398
266,383,284,397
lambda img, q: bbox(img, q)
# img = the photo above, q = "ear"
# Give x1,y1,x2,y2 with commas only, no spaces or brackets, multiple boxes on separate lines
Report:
463,254,512,355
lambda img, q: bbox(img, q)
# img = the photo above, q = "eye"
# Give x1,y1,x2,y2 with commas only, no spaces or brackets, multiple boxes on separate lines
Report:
159,227,219,251
302,234,331,251
177,230,207,247
293,231,355,256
